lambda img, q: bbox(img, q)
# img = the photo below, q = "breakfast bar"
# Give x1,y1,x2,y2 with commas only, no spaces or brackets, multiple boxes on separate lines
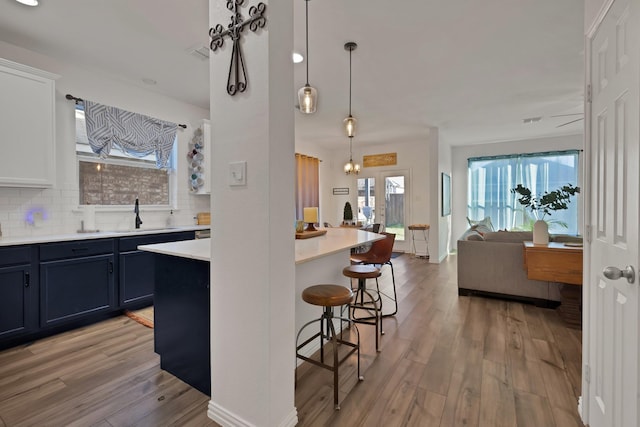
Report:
138,228,383,395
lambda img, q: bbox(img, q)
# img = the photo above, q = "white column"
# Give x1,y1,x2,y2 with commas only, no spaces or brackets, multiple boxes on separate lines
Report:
208,1,297,426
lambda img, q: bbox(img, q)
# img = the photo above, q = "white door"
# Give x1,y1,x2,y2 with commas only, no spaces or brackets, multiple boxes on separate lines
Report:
586,1,639,426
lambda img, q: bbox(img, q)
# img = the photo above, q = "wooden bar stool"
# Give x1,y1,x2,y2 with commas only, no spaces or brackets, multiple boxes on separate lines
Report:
342,264,383,352
295,284,363,410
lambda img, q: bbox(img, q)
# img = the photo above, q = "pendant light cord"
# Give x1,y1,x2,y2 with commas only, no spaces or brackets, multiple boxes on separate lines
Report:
305,0,310,86
348,46,352,115
349,135,353,160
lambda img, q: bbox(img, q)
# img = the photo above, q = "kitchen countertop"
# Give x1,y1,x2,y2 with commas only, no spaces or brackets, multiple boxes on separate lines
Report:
0,225,210,247
138,227,383,264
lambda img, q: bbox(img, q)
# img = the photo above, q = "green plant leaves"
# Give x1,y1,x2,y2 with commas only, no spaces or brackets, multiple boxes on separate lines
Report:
511,183,580,220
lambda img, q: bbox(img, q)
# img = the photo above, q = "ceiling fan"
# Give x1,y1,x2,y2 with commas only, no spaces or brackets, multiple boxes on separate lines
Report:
551,112,584,128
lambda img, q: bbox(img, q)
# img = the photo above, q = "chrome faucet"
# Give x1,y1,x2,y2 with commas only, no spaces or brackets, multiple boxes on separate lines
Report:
134,198,143,229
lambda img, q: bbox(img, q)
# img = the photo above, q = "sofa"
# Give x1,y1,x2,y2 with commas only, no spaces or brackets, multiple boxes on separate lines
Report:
457,230,582,307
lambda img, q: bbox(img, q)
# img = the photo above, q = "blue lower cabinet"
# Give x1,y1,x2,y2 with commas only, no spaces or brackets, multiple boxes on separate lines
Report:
0,264,34,339
40,254,115,327
119,250,155,307
117,231,196,309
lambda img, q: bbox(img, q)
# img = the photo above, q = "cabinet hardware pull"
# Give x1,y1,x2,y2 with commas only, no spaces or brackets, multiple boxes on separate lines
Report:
72,247,89,252
25,272,30,287
109,262,113,273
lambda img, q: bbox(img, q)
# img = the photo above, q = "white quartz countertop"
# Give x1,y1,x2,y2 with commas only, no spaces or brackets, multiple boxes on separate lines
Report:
0,225,210,247
294,228,383,264
138,228,383,264
138,238,212,262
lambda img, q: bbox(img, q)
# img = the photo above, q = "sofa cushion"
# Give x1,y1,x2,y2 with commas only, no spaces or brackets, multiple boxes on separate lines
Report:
483,231,533,242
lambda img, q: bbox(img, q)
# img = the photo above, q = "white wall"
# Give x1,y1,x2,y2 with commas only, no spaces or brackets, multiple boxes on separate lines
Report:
438,136,452,259
0,41,210,237
450,133,584,250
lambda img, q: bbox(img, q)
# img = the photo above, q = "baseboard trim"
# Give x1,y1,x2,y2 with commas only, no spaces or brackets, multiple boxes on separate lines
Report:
458,287,560,308
207,401,298,427
208,400,253,427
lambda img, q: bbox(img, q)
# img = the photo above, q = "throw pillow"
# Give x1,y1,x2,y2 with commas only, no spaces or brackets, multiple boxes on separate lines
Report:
466,232,485,241
459,227,483,241
466,216,494,234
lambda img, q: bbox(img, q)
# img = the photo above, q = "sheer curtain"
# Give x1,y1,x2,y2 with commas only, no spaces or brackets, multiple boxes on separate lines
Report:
468,150,580,234
295,153,320,221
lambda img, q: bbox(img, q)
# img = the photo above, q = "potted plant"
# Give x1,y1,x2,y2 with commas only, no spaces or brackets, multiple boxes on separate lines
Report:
343,201,354,225
511,183,580,245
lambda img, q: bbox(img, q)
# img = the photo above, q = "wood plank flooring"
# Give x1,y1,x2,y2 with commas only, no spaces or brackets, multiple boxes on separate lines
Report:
0,254,583,427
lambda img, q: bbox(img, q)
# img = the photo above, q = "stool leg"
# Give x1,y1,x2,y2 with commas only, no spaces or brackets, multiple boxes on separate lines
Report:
338,316,364,382
350,286,382,352
326,311,340,410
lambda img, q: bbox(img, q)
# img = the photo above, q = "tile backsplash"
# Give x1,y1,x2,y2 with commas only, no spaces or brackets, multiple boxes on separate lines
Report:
0,184,209,238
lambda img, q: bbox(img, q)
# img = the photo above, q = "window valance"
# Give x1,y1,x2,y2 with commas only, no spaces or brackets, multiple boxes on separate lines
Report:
83,100,178,168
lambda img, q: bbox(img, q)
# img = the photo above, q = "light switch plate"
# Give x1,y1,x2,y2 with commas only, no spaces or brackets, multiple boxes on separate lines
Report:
229,161,246,186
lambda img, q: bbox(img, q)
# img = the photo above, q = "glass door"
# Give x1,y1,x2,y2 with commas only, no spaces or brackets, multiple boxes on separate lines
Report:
356,177,376,226
382,174,407,250
358,172,409,252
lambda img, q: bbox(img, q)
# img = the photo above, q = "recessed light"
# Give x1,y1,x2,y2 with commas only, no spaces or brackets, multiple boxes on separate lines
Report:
292,52,304,64
15,0,38,6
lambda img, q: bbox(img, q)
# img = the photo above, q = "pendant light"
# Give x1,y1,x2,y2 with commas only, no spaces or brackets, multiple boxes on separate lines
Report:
343,42,357,137
344,42,360,175
298,0,317,114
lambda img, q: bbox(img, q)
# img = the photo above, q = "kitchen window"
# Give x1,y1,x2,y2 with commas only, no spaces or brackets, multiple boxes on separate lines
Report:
75,107,176,206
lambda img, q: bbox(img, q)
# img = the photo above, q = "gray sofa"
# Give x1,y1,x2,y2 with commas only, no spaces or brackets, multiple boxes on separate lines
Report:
457,231,582,307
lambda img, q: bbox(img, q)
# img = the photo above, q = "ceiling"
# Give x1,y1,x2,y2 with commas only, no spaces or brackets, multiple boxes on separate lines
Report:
0,0,585,149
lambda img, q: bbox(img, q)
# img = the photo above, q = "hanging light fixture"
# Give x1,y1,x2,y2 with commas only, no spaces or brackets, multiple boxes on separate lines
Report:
343,42,360,175
344,137,361,175
343,42,357,137
297,0,317,114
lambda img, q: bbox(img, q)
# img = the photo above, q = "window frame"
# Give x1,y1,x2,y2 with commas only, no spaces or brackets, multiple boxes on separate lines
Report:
467,149,581,234
75,106,177,210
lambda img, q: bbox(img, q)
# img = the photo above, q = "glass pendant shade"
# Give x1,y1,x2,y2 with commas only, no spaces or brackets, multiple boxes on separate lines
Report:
298,85,317,114
344,115,357,137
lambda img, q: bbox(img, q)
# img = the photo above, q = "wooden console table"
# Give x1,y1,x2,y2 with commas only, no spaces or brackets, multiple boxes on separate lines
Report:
522,242,583,328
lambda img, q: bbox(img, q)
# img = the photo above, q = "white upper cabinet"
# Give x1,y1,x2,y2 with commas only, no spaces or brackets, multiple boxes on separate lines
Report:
0,58,59,188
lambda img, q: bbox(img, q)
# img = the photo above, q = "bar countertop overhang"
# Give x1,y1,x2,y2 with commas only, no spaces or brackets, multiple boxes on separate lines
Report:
137,227,384,263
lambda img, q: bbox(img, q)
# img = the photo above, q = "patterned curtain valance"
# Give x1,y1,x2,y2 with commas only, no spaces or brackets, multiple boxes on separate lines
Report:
83,100,178,168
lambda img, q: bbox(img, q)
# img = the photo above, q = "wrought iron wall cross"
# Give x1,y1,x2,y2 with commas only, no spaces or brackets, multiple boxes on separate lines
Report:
209,0,267,96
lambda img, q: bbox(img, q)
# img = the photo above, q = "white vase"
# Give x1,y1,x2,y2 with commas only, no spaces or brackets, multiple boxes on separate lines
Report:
533,220,549,245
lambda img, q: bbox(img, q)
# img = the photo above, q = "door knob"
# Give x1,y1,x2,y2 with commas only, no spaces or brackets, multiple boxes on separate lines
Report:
602,265,636,284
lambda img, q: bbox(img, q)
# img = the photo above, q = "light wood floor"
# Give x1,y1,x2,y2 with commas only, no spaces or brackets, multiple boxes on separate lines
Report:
0,254,584,427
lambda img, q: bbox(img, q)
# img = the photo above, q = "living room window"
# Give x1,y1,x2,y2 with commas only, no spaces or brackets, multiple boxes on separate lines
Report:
468,150,580,234
75,106,175,206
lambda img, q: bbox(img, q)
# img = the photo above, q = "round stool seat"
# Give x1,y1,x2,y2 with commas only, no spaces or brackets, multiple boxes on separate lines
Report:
342,264,381,279
302,284,354,307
